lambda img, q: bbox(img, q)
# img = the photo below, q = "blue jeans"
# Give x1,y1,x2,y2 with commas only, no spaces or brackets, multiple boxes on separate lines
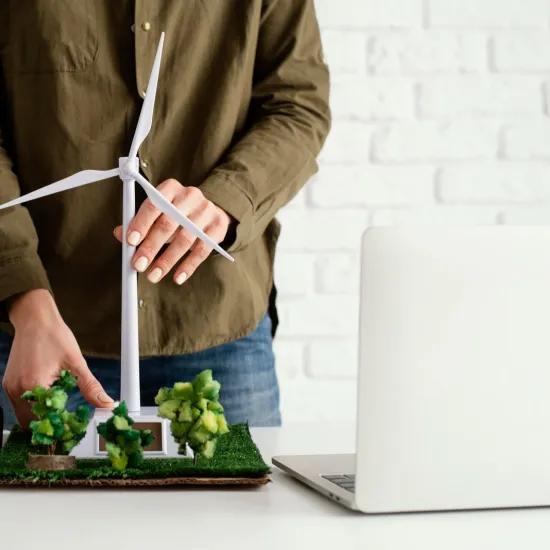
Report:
0,313,281,430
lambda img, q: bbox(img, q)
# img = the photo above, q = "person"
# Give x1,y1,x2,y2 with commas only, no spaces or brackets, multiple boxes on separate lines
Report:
0,1,330,429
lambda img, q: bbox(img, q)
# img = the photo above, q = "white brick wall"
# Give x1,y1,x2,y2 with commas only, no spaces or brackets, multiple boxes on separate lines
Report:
274,1,550,423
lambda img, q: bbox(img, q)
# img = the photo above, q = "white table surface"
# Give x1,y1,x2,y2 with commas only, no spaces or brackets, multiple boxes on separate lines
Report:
2,423,550,550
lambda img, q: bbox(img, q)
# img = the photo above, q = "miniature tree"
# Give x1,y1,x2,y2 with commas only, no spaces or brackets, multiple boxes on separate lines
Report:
96,401,154,471
155,369,229,461
21,370,90,455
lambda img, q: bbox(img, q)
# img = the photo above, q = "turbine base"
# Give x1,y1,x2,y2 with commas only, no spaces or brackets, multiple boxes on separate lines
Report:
71,406,192,459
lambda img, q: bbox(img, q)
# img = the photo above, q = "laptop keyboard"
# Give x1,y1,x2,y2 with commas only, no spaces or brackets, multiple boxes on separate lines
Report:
321,474,355,493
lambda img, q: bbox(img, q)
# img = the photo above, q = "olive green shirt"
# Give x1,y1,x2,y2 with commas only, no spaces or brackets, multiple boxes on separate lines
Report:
0,0,330,357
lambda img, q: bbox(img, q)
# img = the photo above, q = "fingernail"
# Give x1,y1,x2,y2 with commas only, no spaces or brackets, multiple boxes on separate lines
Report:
148,267,163,283
97,392,114,404
135,256,149,272
175,272,188,285
128,231,141,246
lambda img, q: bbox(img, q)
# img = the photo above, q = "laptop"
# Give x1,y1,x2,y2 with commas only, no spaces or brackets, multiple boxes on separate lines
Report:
273,226,550,513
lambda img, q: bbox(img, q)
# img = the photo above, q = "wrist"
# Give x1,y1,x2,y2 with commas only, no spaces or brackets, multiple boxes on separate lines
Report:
8,289,61,330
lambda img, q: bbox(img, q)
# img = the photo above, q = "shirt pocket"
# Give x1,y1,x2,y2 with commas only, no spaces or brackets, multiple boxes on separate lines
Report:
2,0,98,74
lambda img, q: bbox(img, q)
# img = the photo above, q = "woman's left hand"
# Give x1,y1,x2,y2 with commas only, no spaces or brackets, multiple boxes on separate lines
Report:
113,178,232,285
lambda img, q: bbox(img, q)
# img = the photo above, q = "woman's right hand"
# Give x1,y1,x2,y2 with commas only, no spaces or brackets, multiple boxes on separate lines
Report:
2,289,114,428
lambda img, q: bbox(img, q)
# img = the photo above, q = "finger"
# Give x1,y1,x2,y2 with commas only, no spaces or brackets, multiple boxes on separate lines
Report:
69,357,114,409
114,223,174,247
133,213,179,275
174,219,227,284
6,386,41,430
126,178,181,247
12,399,35,430
15,406,33,430
135,188,205,279
113,225,123,242
146,200,215,283
3,372,55,429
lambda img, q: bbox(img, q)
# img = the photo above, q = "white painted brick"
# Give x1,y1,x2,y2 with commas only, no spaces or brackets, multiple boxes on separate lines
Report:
428,0,549,28
273,340,305,380
331,78,415,121
277,295,359,337
321,30,367,76
319,121,371,164
309,165,435,207
277,209,368,251
279,377,357,423
274,252,314,297
307,339,358,379
492,32,550,72
275,4,550,424
438,163,550,203
315,0,422,29
419,77,543,118
374,121,498,161
503,122,550,160
315,253,361,294
371,206,499,226
501,206,550,225
367,31,486,74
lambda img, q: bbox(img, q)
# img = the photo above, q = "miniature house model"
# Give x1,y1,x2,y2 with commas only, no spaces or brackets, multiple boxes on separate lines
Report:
0,33,233,458
73,406,181,458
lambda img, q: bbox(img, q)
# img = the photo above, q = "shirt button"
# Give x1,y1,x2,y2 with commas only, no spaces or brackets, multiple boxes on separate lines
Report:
140,90,147,98
138,299,145,308
141,21,151,32
140,159,149,169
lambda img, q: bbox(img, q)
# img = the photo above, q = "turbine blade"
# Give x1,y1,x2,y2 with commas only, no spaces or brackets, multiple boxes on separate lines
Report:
128,32,165,160
132,171,234,262
0,168,120,210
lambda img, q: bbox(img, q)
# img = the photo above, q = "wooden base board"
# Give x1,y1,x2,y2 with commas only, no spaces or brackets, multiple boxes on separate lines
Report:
0,475,270,489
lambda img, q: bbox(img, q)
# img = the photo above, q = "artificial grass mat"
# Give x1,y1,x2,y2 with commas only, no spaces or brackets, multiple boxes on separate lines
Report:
0,423,269,485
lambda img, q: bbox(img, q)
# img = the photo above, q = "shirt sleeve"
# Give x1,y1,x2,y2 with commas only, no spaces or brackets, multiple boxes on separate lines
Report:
200,0,331,252
0,71,52,313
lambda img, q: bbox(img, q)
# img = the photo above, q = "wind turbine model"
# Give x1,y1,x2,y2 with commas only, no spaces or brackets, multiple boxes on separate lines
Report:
0,33,233,457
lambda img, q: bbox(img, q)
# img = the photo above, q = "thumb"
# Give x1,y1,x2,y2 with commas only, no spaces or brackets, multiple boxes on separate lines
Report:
71,359,114,409
113,225,123,243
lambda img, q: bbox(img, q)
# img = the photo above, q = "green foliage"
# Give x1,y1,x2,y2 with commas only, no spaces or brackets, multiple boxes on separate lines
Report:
155,369,229,460
96,401,154,471
21,370,90,455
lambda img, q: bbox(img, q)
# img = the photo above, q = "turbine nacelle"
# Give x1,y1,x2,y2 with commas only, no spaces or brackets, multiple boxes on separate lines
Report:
118,157,139,182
